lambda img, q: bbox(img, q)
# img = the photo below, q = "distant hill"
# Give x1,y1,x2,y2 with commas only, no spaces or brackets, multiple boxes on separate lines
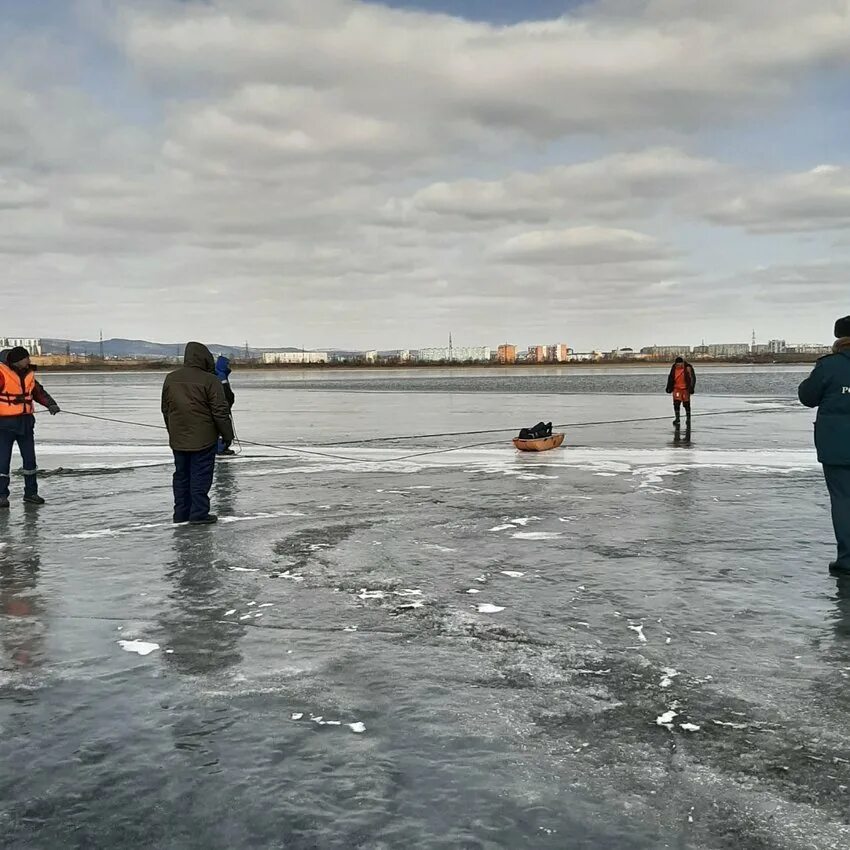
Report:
40,338,301,359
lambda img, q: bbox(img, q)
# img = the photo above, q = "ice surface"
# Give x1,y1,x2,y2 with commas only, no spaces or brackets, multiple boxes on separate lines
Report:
7,371,846,850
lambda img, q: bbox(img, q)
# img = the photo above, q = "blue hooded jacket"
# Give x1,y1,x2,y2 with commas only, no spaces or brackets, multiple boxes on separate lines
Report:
215,356,231,381
799,341,850,466
215,355,235,409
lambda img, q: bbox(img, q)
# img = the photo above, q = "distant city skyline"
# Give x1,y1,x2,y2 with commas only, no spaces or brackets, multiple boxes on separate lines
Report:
12,332,834,363
2,1,849,347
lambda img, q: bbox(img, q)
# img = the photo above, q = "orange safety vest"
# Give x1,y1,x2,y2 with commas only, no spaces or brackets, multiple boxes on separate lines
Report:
672,364,690,402
0,363,35,416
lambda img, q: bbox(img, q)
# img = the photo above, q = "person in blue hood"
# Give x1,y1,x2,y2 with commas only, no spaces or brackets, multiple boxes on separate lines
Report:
215,355,236,456
799,315,850,575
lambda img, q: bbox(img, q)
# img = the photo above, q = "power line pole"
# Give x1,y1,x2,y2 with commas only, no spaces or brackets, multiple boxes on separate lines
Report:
99,329,104,360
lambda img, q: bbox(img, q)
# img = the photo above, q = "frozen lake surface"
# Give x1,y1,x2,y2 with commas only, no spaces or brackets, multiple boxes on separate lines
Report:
2,366,849,849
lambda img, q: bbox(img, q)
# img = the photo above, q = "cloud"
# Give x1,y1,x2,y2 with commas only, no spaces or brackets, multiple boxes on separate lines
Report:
705,164,850,233
112,0,850,145
405,148,724,224
496,226,674,266
0,176,47,210
1,0,849,347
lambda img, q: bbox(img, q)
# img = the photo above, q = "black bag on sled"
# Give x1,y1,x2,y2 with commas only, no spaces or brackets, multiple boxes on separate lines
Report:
518,421,553,440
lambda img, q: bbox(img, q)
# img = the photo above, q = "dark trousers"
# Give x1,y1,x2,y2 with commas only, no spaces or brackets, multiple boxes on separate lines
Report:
172,446,217,522
0,428,38,499
673,400,691,421
824,465,850,568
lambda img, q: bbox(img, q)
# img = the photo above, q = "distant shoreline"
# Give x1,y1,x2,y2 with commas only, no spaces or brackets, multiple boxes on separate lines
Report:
34,357,821,373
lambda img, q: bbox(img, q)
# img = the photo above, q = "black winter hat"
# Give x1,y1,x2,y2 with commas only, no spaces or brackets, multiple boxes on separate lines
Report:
835,316,850,338
7,346,30,365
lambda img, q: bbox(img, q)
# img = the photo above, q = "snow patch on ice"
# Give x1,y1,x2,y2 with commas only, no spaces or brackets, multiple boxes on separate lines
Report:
628,624,647,643
278,570,305,582
660,668,679,688
656,710,678,729
65,510,306,539
477,603,505,614
118,640,159,656
501,570,525,578
219,511,306,524
511,531,562,541
348,722,366,734
713,720,748,730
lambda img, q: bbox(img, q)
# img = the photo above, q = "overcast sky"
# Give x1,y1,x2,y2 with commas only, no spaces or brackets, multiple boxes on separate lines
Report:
2,0,849,350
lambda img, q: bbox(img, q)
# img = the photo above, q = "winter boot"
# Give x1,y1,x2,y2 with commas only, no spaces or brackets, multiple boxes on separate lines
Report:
23,494,45,505
190,514,218,526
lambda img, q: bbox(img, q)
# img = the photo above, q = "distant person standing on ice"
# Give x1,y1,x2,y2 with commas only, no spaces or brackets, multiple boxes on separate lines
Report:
666,356,696,427
215,355,236,457
162,342,234,525
798,316,850,576
0,346,60,508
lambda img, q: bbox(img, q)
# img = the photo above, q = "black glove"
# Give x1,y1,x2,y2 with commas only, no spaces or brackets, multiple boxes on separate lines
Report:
48,404,61,415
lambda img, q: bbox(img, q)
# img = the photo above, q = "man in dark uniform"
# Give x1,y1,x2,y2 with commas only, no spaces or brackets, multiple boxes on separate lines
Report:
162,342,234,525
799,316,850,575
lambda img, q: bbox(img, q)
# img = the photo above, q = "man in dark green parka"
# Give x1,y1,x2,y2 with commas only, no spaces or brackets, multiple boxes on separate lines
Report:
799,316,850,575
162,342,234,525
